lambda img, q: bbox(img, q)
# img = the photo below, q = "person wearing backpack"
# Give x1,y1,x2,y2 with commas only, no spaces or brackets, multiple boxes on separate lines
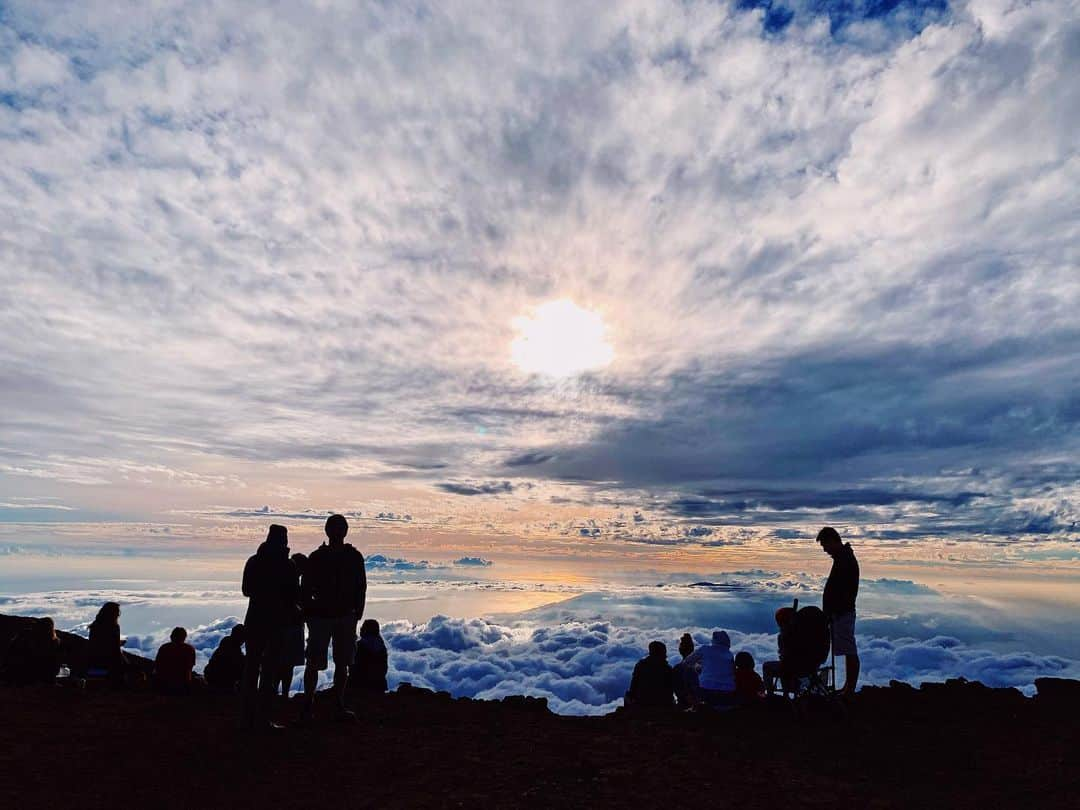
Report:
300,514,367,722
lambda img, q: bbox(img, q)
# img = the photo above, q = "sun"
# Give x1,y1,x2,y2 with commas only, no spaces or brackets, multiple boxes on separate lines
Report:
510,299,615,377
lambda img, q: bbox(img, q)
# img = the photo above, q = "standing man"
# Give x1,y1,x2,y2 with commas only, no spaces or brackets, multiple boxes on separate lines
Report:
242,524,299,730
818,526,860,697
300,514,367,722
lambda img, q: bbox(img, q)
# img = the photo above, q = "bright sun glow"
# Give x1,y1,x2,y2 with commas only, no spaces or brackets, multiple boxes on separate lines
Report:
510,299,615,377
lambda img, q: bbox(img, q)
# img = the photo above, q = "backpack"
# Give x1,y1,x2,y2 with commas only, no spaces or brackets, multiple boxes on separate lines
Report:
785,605,830,678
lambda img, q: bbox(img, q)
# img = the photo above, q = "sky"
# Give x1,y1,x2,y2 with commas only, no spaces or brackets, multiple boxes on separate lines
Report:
1,0,1079,709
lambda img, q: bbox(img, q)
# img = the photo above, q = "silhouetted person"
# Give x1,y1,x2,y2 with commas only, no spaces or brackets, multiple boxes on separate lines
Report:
351,619,388,694
277,552,308,697
684,629,736,708
625,641,674,709
671,632,700,708
301,514,366,722
763,606,795,695
205,624,247,692
155,627,196,695
87,602,128,684
242,525,299,730
2,617,61,686
819,526,860,696
734,651,764,704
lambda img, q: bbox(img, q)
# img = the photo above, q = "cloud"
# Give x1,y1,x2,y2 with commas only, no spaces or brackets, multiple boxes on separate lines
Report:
504,452,555,468
0,0,1075,549
437,482,515,497
453,556,493,567
365,554,443,572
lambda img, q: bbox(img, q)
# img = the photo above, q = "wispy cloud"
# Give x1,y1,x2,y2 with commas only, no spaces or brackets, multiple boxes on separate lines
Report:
0,0,1075,549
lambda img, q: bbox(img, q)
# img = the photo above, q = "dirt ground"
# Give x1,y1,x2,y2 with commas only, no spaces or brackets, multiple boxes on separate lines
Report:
1,677,1077,809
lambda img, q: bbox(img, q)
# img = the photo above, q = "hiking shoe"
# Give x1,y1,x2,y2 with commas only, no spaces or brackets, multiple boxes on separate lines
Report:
335,707,357,723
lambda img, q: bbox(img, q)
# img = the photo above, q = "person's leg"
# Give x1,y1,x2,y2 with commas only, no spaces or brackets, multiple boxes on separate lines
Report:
831,612,859,696
843,654,860,696
330,614,358,716
255,630,285,727
241,634,266,727
762,661,780,695
301,618,329,718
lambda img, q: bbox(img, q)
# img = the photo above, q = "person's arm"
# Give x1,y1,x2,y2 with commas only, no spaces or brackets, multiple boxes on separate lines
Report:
299,556,314,611
684,649,702,668
626,660,643,701
242,557,255,598
355,554,367,618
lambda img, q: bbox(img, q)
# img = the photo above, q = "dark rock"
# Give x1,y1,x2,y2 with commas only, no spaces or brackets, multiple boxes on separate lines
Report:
1035,677,1080,705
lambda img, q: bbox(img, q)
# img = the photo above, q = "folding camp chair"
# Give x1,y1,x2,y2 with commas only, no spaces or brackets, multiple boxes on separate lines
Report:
765,598,837,701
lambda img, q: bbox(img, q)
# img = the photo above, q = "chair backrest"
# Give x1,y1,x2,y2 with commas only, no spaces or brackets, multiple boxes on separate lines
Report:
786,605,830,678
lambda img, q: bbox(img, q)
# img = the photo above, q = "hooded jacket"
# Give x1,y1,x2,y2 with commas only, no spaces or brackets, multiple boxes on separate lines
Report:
242,538,300,632
685,630,736,692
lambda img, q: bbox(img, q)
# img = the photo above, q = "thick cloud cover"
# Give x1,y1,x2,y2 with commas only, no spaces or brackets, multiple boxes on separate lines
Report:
17,571,1076,714
0,0,1076,546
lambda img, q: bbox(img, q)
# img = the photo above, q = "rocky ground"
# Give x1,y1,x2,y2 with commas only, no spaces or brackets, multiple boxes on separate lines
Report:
2,614,1078,809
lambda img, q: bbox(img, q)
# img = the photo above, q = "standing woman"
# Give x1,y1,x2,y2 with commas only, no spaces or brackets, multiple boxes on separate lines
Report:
87,602,127,685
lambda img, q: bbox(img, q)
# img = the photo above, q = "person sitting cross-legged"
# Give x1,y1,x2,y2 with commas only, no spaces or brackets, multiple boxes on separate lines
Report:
684,630,736,709
154,627,196,695
350,619,388,694
624,641,675,710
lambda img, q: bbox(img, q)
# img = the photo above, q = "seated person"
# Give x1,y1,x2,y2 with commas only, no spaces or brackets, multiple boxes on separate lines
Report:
763,607,795,695
1,617,62,686
204,624,247,692
624,641,674,709
734,651,764,704
154,627,197,695
86,602,128,683
671,632,700,709
684,630,736,708
350,619,389,693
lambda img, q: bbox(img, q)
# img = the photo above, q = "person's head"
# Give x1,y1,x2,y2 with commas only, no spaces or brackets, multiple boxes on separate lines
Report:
648,640,667,659
229,624,247,644
170,627,187,644
95,601,121,627
735,651,755,671
817,526,843,556
678,632,694,659
775,606,796,628
711,630,730,649
325,513,349,545
360,618,381,638
266,523,288,551
291,551,308,573
37,617,57,642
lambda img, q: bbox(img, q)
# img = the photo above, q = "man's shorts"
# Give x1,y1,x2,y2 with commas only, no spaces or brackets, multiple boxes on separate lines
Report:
305,613,357,671
831,611,858,656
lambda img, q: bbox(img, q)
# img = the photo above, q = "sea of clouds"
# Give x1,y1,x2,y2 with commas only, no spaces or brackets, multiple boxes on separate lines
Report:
9,570,1076,715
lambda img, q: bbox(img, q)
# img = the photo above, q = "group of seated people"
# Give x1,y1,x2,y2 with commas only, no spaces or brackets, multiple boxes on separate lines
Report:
0,602,390,698
626,608,801,710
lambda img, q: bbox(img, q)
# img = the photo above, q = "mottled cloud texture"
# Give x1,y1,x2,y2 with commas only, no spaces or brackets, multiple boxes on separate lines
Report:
1,1,1077,547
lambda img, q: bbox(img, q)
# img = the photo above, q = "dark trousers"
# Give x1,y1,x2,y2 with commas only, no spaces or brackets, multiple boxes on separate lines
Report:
242,628,286,725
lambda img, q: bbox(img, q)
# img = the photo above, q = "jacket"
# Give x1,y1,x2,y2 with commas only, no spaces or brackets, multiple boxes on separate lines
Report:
626,654,674,709
823,543,860,616
685,630,736,692
301,543,367,619
242,540,300,631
